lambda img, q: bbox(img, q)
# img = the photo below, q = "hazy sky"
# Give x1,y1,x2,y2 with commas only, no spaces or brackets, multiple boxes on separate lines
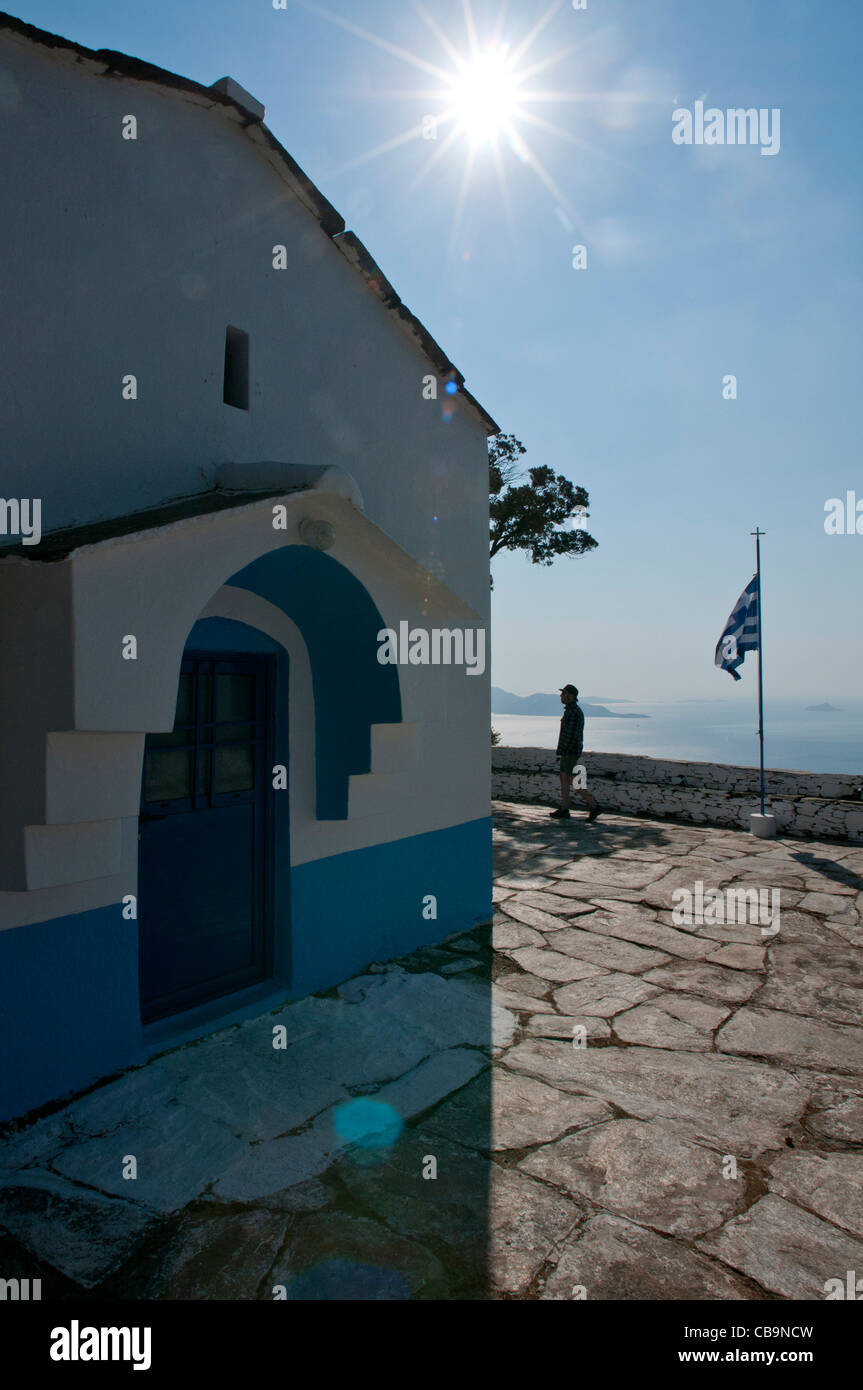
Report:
13,0,862,703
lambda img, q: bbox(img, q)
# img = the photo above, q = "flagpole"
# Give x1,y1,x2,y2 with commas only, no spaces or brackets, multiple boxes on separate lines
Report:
751,527,766,816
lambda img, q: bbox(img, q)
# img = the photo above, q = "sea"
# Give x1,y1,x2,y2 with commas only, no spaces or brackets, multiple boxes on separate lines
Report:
491,699,863,776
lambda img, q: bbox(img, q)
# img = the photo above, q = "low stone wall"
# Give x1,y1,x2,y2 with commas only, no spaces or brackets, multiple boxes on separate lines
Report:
492,747,863,843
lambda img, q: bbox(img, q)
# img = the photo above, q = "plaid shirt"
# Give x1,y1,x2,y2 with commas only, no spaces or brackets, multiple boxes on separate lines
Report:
557,701,584,757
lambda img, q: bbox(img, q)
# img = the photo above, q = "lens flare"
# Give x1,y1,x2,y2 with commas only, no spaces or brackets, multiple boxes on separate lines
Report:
333,1097,403,1149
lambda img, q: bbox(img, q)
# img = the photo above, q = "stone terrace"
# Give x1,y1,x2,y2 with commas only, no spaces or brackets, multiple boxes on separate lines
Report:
1,802,861,1299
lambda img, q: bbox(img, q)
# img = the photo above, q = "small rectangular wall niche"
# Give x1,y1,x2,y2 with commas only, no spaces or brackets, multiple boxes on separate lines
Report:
223,326,249,410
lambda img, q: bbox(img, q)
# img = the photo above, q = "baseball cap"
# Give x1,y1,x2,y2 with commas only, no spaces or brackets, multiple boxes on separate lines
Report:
559,684,578,697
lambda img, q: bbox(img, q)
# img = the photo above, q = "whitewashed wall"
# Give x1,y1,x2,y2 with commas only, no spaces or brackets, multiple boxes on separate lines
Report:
0,29,491,614
0,28,492,921
493,748,863,843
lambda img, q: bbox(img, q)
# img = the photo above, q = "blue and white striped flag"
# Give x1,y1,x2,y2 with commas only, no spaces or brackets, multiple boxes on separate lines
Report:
715,576,759,681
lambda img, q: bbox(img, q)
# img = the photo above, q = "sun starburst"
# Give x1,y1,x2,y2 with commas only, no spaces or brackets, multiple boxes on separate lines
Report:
294,0,640,249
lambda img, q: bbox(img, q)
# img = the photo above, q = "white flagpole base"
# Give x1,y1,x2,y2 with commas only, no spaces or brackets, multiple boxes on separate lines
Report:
750,812,776,839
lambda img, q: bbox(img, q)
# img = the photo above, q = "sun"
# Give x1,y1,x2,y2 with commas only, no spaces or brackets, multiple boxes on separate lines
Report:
446,48,520,146
296,0,618,244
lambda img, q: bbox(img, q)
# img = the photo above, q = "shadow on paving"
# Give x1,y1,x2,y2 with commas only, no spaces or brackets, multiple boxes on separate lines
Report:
493,801,683,869
6,803,860,1300
0,936,496,1301
791,849,863,895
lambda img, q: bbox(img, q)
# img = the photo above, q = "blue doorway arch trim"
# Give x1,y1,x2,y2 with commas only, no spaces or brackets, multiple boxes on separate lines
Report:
226,547,401,819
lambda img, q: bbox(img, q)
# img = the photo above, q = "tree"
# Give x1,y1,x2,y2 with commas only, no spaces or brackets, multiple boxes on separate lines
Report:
489,433,597,569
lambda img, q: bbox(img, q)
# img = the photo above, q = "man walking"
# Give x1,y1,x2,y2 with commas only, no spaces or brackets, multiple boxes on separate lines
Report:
550,684,601,821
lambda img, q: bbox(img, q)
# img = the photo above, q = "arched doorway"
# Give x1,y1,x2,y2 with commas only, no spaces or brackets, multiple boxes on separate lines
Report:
138,648,276,1022
134,539,403,1025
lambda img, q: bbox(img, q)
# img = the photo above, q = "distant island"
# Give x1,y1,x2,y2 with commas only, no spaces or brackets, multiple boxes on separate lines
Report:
806,702,840,712
491,687,648,718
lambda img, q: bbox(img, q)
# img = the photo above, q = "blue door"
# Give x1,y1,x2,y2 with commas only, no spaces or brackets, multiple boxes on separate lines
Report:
138,654,272,1023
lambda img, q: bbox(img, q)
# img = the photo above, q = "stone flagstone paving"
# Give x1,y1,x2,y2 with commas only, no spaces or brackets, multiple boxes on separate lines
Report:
1,802,861,1299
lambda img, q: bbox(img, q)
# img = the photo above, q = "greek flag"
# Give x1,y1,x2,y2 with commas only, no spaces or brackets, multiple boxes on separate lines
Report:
715,576,759,681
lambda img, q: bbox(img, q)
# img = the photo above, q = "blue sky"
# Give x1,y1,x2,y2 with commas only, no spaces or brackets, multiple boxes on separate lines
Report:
13,0,863,703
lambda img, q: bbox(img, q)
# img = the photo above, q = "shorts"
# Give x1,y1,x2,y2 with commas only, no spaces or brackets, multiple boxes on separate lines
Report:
559,752,583,776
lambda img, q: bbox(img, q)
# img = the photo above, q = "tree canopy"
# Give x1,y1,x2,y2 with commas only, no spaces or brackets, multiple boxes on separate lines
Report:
489,433,598,566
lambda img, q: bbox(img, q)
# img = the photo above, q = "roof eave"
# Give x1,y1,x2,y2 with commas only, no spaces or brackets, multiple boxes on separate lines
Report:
0,10,499,435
